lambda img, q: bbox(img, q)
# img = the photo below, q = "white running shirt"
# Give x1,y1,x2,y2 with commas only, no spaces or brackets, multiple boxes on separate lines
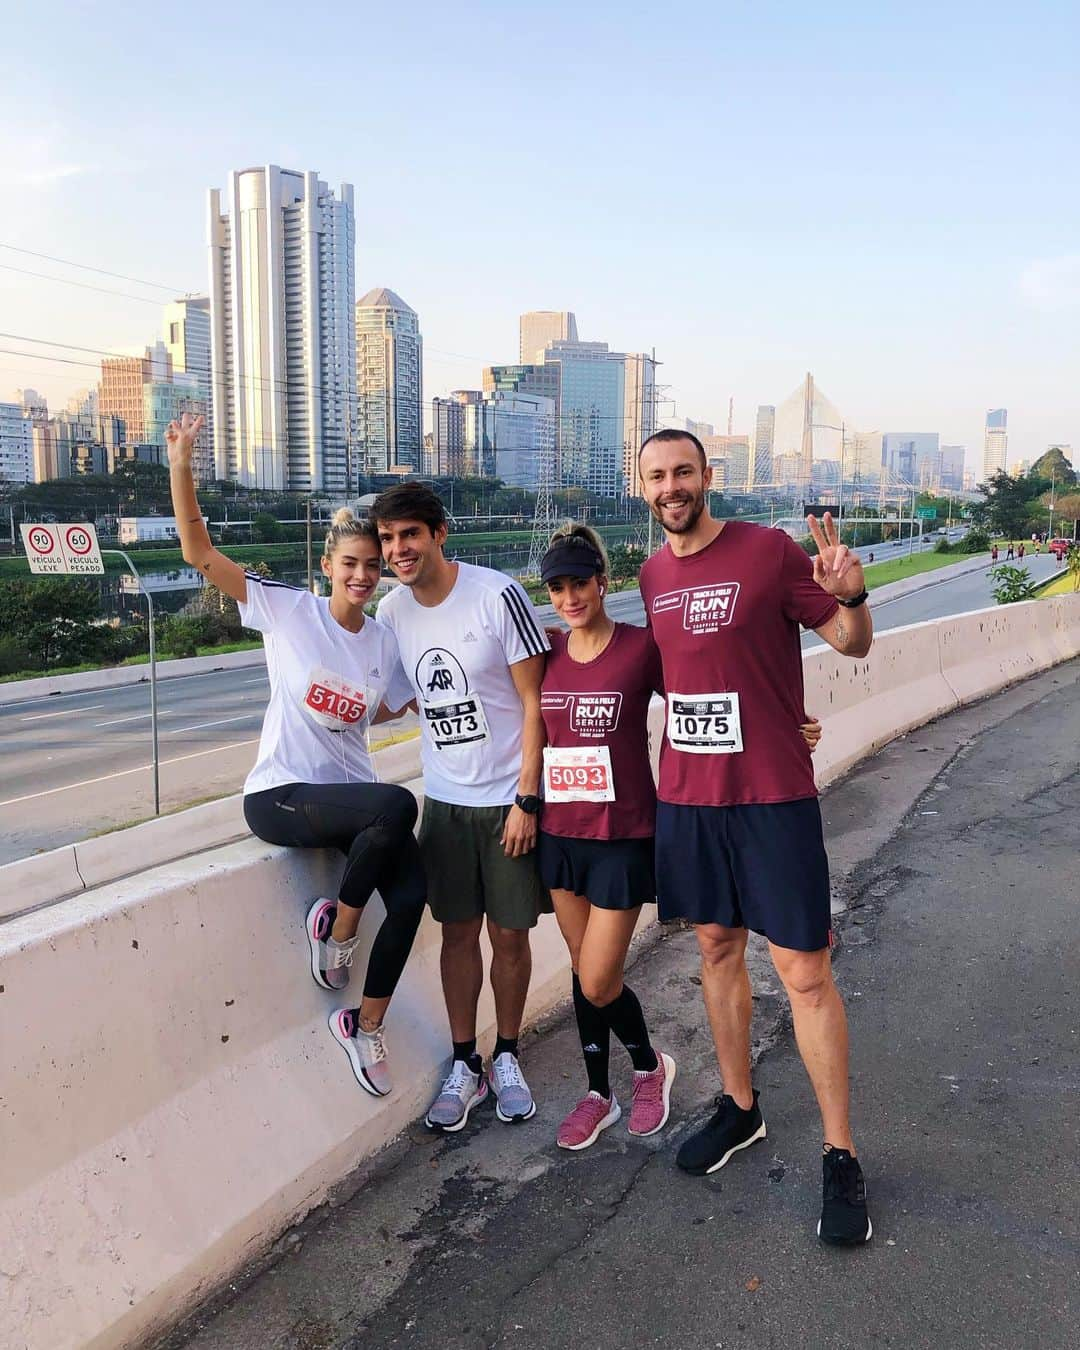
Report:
239,573,414,796
376,563,549,807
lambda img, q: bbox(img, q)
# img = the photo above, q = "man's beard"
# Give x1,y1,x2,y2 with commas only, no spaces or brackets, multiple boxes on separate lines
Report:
650,489,706,535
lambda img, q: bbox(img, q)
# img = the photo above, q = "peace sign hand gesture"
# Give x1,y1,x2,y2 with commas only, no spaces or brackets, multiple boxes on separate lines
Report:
165,412,205,469
806,512,865,601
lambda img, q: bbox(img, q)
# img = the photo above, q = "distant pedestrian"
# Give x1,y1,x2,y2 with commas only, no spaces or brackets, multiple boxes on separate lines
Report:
991,545,999,562
1035,540,1042,555
867,551,875,564
1006,543,1015,560
1018,543,1026,560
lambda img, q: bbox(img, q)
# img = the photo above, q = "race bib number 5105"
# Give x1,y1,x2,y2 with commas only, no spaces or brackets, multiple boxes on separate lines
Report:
302,666,368,732
666,692,743,755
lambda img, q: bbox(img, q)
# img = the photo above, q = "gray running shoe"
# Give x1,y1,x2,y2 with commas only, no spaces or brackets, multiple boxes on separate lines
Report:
306,897,361,991
425,1059,489,1132
329,1009,392,1097
489,1051,536,1123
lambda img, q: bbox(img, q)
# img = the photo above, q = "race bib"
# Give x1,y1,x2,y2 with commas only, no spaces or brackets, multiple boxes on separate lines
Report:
301,666,369,733
423,694,490,750
666,692,743,755
543,746,615,803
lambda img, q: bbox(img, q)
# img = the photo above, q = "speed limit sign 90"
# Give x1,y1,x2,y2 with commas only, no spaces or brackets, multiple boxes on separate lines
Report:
21,521,105,574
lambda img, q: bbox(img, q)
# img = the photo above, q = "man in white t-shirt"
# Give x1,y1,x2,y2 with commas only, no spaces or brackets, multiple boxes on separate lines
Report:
373,482,550,1132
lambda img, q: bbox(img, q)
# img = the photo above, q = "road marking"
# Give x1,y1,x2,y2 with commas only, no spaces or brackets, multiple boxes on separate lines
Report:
0,663,265,709
242,676,267,684
165,714,259,735
93,711,162,727
0,738,262,808
21,704,105,722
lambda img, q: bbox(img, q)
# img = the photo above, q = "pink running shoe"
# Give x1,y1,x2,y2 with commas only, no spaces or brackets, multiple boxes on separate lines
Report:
627,1051,677,1137
557,1091,621,1151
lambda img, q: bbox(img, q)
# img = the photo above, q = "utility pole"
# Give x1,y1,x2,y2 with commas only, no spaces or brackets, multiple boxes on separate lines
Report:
1048,474,1056,540
305,497,313,592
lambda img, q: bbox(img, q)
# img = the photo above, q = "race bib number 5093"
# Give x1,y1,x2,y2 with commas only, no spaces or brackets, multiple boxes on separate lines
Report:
666,692,743,755
543,746,615,803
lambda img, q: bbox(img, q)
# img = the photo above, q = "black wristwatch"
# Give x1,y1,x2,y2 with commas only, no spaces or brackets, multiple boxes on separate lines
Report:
837,589,869,609
514,793,541,815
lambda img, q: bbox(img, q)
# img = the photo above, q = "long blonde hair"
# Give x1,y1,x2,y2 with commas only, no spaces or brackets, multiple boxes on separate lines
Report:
324,506,380,559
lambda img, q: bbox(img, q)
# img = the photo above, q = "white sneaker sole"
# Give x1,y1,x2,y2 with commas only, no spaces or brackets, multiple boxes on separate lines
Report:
425,1079,489,1133
306,899,337,992
627,1052,677,1137
817,1215,873,1244
495,1097,537,1124
558,1097,622,1151
328,1012,389,1098
704,1119,767,1174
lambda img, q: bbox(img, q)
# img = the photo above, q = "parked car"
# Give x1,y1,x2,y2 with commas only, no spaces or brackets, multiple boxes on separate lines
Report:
1048,538,1072,560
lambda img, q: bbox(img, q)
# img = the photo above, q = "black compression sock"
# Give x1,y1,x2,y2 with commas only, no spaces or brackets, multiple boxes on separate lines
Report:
452,1039,482,1075
493,1034,519,1060
599,985,658,1073
572,973,612,1098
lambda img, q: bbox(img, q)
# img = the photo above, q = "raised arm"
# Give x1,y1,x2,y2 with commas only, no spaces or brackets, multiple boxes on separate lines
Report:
166,413,248,604
807,512,874,659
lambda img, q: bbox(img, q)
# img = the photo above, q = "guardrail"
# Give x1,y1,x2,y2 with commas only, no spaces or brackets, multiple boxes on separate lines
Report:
2,594,1078,1350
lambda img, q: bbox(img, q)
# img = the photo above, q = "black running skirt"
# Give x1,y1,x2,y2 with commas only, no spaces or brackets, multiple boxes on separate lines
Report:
537,832,656,911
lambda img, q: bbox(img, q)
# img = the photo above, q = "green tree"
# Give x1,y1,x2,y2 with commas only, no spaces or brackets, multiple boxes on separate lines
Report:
1028,447,1077,489
1067,546,1080,594
0,577,105,669
607,543,647,586
976,471,1039,541
251,511,284,544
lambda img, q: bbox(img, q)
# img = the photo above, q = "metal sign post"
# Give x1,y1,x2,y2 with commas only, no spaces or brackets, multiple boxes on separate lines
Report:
20,523,161,816
104,549,160,816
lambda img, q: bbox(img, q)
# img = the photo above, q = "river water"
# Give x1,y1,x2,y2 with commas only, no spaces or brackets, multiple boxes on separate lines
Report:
95,530,645,624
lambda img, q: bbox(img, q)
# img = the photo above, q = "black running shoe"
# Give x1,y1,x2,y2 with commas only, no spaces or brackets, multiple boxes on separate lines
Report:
818,1147,872,1244
675,1090,766,1175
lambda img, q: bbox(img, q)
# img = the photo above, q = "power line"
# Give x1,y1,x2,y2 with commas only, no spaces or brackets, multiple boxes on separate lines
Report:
0,263,163,306
0,243,187,294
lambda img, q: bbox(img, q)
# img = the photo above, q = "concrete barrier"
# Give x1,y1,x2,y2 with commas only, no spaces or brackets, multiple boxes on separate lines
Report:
0,647,266,706
3,593,1079,1350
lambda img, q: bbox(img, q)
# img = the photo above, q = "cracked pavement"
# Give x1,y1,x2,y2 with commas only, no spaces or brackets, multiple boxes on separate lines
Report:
164,660,1080,1350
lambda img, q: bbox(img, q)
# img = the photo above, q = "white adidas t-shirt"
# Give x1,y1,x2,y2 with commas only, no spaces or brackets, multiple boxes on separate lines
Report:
239,573,414,796
376,563,549,807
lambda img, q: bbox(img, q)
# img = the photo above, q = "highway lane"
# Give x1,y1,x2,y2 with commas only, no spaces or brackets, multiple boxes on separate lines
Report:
3,541,1059,865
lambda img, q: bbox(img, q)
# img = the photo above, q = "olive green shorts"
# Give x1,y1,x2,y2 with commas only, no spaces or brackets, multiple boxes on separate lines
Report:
418,798,552,930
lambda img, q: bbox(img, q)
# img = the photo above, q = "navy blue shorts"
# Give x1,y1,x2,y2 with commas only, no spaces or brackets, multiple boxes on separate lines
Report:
654,798,831,951
538,833,656,911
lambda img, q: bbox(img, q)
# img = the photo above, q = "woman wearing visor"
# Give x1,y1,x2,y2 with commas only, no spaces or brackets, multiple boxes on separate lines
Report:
166,412,424,1100
538,524,822,1151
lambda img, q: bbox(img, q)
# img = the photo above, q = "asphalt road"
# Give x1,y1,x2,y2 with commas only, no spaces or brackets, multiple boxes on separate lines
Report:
164,659,1080,1350
0,547,1063,865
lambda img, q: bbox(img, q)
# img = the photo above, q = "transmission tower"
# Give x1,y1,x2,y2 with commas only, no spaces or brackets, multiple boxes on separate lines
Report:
525,437,560,577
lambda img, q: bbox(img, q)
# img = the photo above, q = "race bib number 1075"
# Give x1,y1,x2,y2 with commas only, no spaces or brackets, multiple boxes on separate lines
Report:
666,692,743,755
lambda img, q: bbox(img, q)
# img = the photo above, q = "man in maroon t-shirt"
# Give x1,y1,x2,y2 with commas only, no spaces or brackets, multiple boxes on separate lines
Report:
638,429,875,1246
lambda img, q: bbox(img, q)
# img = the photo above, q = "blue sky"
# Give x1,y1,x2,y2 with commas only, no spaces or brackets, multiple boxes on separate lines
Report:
3,0,1078,472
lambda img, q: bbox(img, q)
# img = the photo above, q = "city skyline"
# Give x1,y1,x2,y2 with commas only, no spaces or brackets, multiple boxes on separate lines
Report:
2,3,1077,473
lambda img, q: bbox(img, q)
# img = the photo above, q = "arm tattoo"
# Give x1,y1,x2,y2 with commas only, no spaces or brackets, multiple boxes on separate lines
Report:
834,611,848,649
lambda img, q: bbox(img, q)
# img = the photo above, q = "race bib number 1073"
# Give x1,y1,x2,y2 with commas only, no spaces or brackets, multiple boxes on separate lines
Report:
423,694,490,750
666,692,743,755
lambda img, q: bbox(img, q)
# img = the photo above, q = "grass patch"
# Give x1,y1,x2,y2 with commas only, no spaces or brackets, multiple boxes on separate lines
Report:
1037,571,1078,598
0,638,263,684
84,793,237,838
863,550,977,591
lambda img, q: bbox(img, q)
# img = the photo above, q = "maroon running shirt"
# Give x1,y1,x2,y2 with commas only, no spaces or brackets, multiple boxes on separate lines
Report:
639,521,838,807
539,623,663,839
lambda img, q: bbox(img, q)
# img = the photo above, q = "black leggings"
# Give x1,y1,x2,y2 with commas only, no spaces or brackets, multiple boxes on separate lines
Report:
244,781,427,1000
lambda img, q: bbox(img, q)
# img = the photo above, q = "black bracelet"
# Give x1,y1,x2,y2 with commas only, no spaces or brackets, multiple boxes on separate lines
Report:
836,589,869,609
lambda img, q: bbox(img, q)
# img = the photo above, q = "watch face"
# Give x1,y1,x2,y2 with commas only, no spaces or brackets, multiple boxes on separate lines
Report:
516,794,541,814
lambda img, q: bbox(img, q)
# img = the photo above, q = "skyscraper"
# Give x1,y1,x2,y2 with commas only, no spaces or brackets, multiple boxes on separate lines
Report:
164,296,213,481
542,340,624,497
356,287,423,474
431,396,466,477
983,409,1008,480
0,403,33,484
207,166,356,492
752,406,775,488
622,353,658,497
100,344,172,443
519,311,578,363
882,432,939,485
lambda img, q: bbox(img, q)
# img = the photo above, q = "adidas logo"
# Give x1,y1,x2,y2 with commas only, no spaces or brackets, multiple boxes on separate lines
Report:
370,666,380,677
583,1043,602,1054
431,654,445,665
463,630,478,643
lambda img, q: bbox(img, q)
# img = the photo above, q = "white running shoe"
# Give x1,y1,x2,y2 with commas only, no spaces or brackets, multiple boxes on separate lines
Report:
489,1051,537,1123
306,898,361,991
329,1009,392,1097
425,1059,489,1132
